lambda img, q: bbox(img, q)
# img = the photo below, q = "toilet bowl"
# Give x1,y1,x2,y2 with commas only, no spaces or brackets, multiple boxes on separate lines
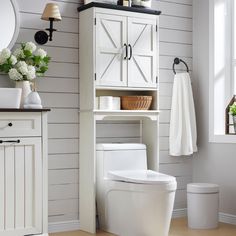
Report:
96,143,177,236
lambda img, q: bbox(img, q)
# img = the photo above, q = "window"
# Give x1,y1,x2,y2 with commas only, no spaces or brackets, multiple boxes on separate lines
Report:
209,0,236,142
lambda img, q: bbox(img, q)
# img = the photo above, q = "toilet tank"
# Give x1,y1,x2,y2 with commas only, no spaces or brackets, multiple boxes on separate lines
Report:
96,143,147,177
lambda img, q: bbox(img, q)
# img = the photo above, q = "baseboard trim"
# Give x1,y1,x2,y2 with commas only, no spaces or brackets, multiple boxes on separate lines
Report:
172,208,187,218
219,212,236,225
172,208,236,226
48,220,80,233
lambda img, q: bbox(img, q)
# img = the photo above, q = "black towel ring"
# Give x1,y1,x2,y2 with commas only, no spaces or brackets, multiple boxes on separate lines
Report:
172,57,189,74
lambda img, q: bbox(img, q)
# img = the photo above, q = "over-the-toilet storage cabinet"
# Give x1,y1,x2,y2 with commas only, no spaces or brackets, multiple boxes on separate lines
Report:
0,111,49,236
78,3,161,234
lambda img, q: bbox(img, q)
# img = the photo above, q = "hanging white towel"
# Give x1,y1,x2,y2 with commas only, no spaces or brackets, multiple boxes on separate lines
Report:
169,72,197,156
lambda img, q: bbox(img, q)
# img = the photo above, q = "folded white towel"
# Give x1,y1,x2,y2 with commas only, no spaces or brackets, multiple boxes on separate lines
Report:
169,72,197,156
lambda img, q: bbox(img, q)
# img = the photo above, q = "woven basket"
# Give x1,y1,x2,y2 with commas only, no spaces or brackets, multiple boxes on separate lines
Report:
121,96,152,110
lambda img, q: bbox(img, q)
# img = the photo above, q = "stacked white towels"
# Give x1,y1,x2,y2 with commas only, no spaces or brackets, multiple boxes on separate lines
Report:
169,72,197,156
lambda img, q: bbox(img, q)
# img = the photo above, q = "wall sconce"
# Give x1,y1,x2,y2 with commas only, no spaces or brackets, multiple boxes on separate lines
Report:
34,3,62,45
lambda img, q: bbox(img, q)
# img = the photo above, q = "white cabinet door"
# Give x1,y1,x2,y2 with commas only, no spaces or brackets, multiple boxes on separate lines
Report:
96,14,127,87
127,17,157,88
0,138,42,236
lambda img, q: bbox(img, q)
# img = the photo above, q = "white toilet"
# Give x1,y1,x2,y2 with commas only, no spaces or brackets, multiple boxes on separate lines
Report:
96,143,177,236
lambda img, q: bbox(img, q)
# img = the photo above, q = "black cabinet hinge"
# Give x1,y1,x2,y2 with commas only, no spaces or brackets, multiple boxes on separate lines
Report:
156,25,158,32
156,76,158,83
94,18,96,25
95,73,97,80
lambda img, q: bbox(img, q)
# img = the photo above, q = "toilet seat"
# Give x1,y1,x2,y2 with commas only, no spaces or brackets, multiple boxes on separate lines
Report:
108,170,176,185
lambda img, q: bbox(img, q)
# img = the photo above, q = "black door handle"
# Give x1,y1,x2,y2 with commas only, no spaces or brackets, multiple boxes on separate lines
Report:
0,140,20,144
128,44,132,60
124,43,128,59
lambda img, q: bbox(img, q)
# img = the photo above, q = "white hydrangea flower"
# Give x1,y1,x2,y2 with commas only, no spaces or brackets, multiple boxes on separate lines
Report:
0,48,11,64
13,48,25,59
9,55,17,65
17,61,28,75
26,65,36,80
8,68,23,81
24,42,36,53
35,48,47,58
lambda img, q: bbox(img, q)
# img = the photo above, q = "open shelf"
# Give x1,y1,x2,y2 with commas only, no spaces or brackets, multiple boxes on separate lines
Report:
94,109,160,120
96,89,159,111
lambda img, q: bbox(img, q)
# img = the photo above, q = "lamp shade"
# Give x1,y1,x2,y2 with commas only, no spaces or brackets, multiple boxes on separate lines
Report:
41,3,62,21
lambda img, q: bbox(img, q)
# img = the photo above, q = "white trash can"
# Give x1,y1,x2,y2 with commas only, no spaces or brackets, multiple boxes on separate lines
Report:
187,183,219,229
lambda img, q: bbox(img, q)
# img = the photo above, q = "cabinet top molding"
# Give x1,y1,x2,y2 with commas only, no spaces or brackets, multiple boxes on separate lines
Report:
77,2,161,15
0,108,51,112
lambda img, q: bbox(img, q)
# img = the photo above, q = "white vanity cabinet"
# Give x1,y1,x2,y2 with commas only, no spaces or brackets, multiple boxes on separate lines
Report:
83,5,159,89
78,2,161,234
0,110,49,236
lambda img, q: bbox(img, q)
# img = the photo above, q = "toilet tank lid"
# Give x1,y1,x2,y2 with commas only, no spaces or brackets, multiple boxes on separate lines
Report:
187,183,219,193
96,143,146,151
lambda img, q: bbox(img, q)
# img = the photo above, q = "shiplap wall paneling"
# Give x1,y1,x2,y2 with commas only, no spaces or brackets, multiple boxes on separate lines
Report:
14,0,82,224
155,0,193,210
96,121,141,143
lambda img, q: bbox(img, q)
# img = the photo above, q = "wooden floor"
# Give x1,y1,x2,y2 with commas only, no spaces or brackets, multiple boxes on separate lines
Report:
51,218,236,236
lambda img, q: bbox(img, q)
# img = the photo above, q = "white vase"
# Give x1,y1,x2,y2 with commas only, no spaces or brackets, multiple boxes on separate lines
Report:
24,91,42,109
15,81,31,108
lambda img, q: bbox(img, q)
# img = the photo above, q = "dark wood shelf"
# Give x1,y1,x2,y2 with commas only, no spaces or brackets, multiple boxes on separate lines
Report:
78,2,161,15
0,108,51,112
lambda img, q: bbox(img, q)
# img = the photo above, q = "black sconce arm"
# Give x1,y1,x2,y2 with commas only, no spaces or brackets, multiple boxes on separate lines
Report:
46,17,57,41
34,18,57,45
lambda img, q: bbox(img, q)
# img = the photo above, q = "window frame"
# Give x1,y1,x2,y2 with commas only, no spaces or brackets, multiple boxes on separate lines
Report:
209,0,236,143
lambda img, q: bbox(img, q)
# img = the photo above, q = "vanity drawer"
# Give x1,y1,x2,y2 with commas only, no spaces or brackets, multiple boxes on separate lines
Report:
0,113,41,137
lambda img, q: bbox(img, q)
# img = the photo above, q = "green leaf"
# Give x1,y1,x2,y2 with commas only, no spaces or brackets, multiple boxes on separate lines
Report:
23,49,32,58
1,64,11,73
39,66,48,74
34,56,41,65
43,56,50,64
229,104,236,116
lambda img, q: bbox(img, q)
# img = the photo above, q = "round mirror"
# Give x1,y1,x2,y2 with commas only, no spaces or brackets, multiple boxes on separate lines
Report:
0,0,20,50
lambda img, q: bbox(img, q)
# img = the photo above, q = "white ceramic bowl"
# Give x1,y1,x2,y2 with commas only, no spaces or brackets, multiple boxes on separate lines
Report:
0,88,22,108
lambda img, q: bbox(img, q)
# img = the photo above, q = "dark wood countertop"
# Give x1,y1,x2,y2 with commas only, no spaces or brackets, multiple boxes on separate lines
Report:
78,2,161,15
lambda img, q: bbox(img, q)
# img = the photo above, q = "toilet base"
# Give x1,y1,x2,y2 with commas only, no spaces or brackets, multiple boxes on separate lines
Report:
99,185,176,236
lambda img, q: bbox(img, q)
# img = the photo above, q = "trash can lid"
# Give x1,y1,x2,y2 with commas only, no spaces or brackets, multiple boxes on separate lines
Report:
187,183,219,194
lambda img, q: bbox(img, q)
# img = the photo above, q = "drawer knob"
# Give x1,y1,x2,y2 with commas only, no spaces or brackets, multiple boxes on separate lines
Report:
8,123,13,127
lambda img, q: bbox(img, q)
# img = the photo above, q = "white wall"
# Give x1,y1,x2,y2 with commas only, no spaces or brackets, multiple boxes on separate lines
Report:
193,0,236,216
0,0,193,230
